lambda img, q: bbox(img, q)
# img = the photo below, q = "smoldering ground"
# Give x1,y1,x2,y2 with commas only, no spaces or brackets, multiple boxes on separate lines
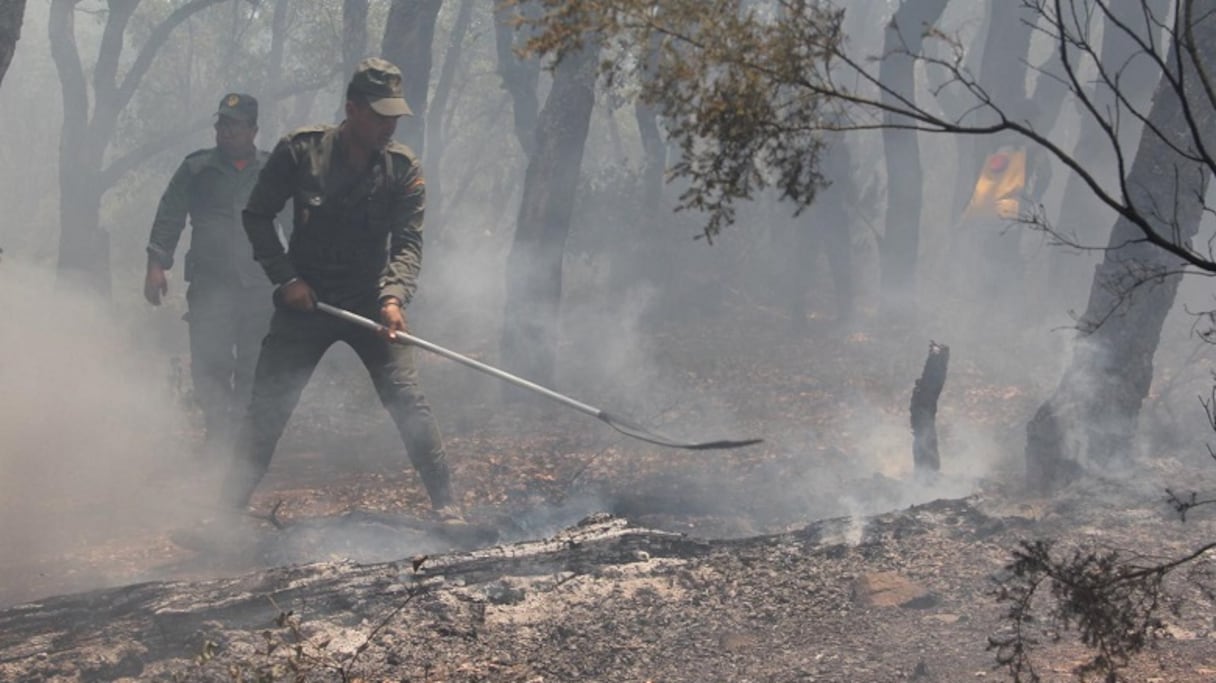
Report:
4,0,1212,626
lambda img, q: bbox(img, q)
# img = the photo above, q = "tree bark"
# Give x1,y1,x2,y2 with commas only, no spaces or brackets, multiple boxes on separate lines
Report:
878,0,949,309
49,0,226,296
622,30,669,288
788,135,856,328
911,341,949,474
500,44,599,389
1045,0,1171,312
423,0,474,228
0,0,26,91
261,0,292,136
492,0,540,158
382,0,444,153
1025,11,1216,493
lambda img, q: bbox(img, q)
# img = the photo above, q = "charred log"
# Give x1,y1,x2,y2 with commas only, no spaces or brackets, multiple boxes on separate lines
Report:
910,341,949,474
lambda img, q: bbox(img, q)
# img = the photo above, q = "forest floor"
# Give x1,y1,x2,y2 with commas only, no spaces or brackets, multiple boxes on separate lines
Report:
4,289,1216,681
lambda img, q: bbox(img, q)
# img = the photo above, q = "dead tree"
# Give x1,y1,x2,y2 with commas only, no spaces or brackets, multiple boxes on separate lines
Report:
911,341,949,474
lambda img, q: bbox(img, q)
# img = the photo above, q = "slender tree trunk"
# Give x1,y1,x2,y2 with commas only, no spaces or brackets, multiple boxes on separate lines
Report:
50,0,114,295
1044,0,1170,312
49,0,228,296
500,45,599,388
336,0,368,119
1025,13,1216,493
382,0,444,153
492,0,540,158
424,0,475,229
0,0,27,90
635,101,665,217
261,0,291,136
628,96,669,286
878,0,949,309
789,135,855,327
635,28,666,222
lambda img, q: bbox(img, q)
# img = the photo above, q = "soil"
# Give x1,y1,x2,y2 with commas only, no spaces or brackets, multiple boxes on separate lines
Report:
3,300,1216,682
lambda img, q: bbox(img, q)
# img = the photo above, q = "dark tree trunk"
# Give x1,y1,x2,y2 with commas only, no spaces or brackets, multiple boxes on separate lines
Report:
261,0,292,136
636,101,665,212
624,30,669,288
492,0,540,158
878,0,949,308
382,0,444,153
1025,14,1216,493
1045,0,1170,311
339,0,369,119
0,0,26,90
911,341,949,474
789,136,855,328
49,0,227,297
500,45,599,389
423,0,474,227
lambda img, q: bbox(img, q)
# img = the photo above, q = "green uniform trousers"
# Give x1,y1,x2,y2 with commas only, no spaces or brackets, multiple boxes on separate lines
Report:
223,304,450,509
186,282,272,448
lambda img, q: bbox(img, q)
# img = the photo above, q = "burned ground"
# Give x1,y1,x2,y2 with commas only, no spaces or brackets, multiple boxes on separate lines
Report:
3,298,1216,681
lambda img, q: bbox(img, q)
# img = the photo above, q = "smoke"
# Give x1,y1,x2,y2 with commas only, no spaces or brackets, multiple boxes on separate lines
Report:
0,259,225,602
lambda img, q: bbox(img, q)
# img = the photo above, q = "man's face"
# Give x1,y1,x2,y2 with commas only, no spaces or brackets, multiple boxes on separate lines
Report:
345,99,400,152
214,115,256,157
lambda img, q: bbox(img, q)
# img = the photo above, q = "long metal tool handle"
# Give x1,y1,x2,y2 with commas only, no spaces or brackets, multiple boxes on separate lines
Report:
315,302,762,450
316,302,599,417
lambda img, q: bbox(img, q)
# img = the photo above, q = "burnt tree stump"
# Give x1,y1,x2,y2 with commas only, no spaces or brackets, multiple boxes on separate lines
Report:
911,341,949,473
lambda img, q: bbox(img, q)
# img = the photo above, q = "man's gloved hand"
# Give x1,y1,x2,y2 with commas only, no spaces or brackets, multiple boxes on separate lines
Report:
144,262,168,305
277,278,317,311
380,298,407,341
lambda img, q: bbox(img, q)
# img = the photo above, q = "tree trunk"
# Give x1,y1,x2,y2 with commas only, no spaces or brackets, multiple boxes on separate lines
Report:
382,0,444,154
49,0,227,297
423,0,474,228
500,45,599,389
0,0,26,90
1025,14,1216,493
878,0,949,309
342,0,368,67
492,0,540,158
789,135,855,328
338,0,369,119
1044,0,1170,312
624,30,669,288
911,341,949,474
261,0,292,136
50,0,116,296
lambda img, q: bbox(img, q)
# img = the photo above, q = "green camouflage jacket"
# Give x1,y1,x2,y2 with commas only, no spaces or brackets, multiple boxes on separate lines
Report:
242,124,426,308
147,147,271,288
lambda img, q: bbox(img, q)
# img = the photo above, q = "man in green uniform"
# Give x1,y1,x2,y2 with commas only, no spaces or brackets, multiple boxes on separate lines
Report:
145,93,274,451
227,58,457,520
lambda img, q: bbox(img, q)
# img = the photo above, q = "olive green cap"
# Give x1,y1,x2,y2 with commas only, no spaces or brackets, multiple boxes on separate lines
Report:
348,57,413,117
216,92,258,123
